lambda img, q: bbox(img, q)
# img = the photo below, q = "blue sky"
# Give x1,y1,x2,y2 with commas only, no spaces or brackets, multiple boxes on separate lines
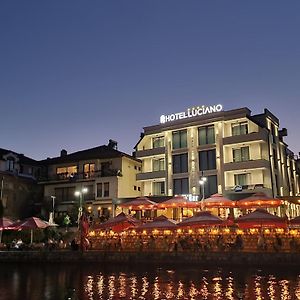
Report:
0,1,300,159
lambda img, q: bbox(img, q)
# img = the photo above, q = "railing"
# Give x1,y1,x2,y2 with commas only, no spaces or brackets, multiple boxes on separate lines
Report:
42,169,121,182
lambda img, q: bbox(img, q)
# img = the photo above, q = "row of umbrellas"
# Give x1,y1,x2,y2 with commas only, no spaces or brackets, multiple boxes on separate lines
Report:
0,216,51,243
118,193,283,210
94,208,297,232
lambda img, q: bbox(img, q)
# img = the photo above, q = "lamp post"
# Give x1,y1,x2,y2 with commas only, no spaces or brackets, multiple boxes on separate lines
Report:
50,196,56,224
199,176,207,201
75,187,88,225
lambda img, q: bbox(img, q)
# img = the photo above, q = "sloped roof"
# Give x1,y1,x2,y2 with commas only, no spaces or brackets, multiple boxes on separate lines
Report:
0,147,39,166
40,145,141,165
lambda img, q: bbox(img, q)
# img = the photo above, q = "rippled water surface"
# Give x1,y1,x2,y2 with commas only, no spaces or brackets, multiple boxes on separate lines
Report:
0,263,300,299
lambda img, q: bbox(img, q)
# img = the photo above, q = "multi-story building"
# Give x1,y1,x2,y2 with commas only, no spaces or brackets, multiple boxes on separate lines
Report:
40,140,141,220
0,148,43,218
134,106,299,200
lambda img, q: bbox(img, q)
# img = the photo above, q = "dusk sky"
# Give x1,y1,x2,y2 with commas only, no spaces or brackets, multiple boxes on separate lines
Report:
1,1,300,160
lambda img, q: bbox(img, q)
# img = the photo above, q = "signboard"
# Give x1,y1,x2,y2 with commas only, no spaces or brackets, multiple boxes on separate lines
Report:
160,104,223,124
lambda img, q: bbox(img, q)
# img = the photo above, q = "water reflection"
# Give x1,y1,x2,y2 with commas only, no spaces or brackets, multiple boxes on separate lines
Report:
1,263,300,299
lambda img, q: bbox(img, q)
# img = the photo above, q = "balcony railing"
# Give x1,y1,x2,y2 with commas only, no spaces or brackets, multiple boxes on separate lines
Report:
223,129,268,145
41,169,121,182
224,159,270,171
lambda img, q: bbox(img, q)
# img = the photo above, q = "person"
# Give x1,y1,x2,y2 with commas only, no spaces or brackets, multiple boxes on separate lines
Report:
216,235,225,251
257,234,266,251
289,236,298,252
234,234,244,251
274,234,282,252
71,239,79,251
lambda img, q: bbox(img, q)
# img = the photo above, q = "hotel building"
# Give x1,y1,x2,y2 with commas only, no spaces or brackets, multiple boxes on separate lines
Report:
134,106,299,200
39,140,142,219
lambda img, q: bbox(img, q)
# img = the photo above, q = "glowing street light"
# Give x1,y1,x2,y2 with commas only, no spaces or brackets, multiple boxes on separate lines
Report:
75,187,88,223
199,176,207,201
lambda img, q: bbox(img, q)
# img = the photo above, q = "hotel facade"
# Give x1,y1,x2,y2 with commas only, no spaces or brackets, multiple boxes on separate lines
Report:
135,106,299,201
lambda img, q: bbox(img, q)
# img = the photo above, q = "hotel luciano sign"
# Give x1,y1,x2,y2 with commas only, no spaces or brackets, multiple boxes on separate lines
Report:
160,104,223,124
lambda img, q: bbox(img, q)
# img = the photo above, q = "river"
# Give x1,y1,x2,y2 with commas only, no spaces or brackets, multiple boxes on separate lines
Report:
0,263,299,299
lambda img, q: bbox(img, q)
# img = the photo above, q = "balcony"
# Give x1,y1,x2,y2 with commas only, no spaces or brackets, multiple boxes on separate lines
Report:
136,170,166,181
224,184,272,197
224,159,270,171
135,147,165,158
40,169,121,183
223,129,268,145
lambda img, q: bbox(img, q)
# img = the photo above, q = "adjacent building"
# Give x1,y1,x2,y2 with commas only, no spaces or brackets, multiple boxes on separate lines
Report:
0,148,43,219
134,106,300,200
39,140,142,220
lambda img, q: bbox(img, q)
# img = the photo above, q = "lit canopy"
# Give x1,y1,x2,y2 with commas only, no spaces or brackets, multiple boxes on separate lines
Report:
157,196,199,209
119,197,157,210
0,217,13,230
236,192,282,209
136,215,177,231
236,208,287,228
202,194,236,208
289,216,300,226
93,212,141,232
178,211,224,227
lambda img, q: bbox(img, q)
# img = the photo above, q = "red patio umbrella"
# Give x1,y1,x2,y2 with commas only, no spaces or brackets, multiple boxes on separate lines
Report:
0,217,14,244
236,192,282,209
178,211,224,227
202,194,236,208
157,196,199,209
8,217,49,243
119,197,157,210
236,208,287,229
289,216,300,227
93,212,141,232
136,215,177,231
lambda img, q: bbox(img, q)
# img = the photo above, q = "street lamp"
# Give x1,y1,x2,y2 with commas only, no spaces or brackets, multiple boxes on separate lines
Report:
199,176,207,201
50,195,56,224
75,187,88,223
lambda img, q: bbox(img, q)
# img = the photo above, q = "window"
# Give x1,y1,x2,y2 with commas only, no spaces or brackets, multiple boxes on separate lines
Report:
271,124,276,144
198,126,215,145
101,161,111,176
172,153,188,174
55,186,76,202
84,163,95,178
153,136,165,148
204,175,218,198
172,130,187,149
134,185,137,191
233,147,250,162
153,158,165,171
173,178,189,195
153,182,165,195
83,185,94,200
138,187,141,191
273,148,278,169
104,182,109,197
6,157,15,171
234,174,249,186
199,150,216,171
97,183,103,197
56,166,78,179
232,122,248,136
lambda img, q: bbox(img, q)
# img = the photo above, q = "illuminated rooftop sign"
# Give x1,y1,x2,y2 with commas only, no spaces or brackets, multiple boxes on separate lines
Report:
160,104,223,124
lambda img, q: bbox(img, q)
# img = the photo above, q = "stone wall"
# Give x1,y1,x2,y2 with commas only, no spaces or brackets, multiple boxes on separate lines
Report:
0,250,299,268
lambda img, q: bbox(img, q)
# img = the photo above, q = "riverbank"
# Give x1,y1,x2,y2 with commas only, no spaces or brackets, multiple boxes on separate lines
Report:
0,250,300,268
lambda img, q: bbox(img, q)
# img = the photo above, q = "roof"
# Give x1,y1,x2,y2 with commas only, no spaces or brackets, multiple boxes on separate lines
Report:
0,147,39,166
39,145,141,165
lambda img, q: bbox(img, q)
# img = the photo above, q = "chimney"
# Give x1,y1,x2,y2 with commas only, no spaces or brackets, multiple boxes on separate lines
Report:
60,149,67,157
108,139,118,150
